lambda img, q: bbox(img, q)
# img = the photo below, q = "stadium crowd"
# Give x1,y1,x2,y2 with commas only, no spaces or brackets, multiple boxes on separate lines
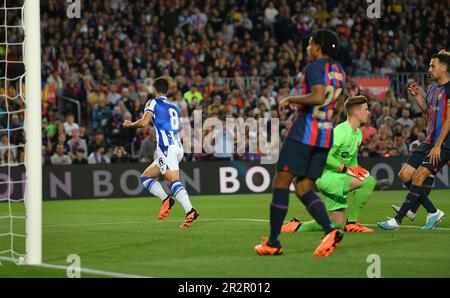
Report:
1,0,449,165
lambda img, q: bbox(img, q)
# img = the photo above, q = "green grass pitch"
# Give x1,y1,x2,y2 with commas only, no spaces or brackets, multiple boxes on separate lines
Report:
0,190,449,278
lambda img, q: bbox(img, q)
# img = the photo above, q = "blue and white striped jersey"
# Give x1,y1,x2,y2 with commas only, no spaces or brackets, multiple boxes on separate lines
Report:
144,96,182,149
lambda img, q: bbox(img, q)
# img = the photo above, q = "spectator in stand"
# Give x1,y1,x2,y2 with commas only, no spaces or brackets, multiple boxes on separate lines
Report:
107,106,125,146
393,133,409,156
88,131,109,155
78,125,87,140
42,145,51,165
50,144,72,165
67,128,88,159
130,99,143,122
92,96,113,133
72,148,88,165
52,133,69,155
361,121,378,145
9,114,24,145
263,1,278,31
107,84,122,107
376,106,390,128
393,122,404,136
111,146,130,163
380,116,395,136
3,149,18,166
118,112,135,153
131,127,149,160
138,129,157,163
409,131,426,152
0,133,16,164
213,120,234,161
63,113,79,137
87,145,110,164
258,85,277,111
389,106,399,120
184,84,204,111
17,147,25,164
396,108,415,128
354,52,373,76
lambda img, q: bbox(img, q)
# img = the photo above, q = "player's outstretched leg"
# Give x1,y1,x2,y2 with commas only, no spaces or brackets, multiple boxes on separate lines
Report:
313,229,344,257
254,188,289,255
281,218,303,233
295,178,343,256
282,218,346,233
255,171,292,256
140,175,174,220
170,180,199,228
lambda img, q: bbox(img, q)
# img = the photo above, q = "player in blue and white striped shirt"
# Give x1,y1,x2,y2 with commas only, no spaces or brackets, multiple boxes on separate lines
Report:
124,77,198,228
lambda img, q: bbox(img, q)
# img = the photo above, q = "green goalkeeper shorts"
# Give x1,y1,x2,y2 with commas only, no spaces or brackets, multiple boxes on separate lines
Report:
316,170,353,211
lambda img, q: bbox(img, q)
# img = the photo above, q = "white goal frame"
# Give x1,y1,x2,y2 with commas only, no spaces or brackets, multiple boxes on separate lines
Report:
24,0,42,265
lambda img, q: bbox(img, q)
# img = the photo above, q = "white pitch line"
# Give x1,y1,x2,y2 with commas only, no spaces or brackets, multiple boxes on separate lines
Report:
43,218,269,228
0,256,152,278
364,223,450,231
42,218,450,231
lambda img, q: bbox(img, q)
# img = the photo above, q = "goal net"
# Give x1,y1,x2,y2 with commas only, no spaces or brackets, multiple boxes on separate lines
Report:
0,0,41,265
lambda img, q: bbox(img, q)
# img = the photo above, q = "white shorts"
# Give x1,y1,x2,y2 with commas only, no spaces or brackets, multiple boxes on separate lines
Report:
152,142,184,174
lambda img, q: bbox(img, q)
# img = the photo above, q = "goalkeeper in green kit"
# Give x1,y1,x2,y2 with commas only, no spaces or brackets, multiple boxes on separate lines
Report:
282,95,377,233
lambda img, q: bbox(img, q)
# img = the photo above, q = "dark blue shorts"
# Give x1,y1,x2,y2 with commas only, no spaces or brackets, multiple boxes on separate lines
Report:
421,146,450,175
276,138,329,180
407,143,450,174
406,143,434,169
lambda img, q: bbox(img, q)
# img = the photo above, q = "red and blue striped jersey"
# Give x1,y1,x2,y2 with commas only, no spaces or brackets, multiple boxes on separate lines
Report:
425,81,450,149
287,59,346,148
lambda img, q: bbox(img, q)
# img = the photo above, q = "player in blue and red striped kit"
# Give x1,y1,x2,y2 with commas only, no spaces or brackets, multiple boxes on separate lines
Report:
379,50,450,230
255,29,347,257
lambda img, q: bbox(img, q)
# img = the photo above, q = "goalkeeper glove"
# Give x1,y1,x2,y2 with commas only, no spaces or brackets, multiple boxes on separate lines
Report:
339,164,369,180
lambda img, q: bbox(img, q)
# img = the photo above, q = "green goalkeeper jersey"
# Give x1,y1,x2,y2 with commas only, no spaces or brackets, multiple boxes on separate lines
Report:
325,121,362,171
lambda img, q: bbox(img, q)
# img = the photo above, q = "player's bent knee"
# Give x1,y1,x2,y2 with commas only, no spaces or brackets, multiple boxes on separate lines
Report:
411,171,427,186
294,183,314,198
364,176,376,189
164,170,180,184
273,172,293,189
398,165,415,182
398,170,411,182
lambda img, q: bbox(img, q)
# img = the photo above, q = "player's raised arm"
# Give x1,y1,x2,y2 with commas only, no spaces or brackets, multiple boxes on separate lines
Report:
123,111,153,128
408,82,427,112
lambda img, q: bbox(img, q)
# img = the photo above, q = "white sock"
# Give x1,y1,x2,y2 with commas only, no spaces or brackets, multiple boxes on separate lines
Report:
171,180,193,213
141,176,168,201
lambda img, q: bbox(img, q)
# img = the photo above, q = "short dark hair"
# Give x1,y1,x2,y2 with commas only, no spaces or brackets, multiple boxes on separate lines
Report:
344,95,368,116
310,29,339,58
154,77,169,94
432,49,450,72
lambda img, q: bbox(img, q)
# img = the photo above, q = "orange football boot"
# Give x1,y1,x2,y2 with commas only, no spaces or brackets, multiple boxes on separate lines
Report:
158,197,175,220
281,218,302,233
345,221,374,232
254,237,284,256
180,208,199,228
313,229,343,257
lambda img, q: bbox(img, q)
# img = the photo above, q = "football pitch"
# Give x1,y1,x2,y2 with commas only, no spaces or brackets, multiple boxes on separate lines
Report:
0,190,449,278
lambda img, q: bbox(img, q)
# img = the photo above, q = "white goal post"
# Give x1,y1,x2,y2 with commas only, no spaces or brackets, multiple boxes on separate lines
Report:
24,0,42,265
